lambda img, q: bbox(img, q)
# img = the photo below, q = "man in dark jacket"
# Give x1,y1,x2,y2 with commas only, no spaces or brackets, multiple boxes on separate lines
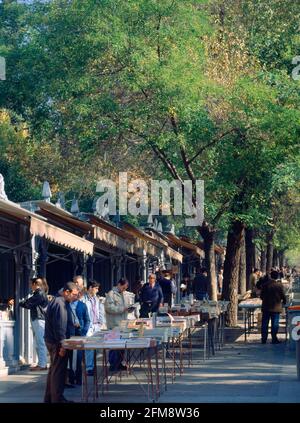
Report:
260,270,286,344
19,277,48,370
44,282,79,403
158,270,176,307
193,268,209,300
139,274,164,317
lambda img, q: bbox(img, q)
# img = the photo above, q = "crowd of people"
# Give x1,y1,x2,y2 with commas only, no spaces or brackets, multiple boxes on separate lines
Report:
16,264,298,402
17,269,179,403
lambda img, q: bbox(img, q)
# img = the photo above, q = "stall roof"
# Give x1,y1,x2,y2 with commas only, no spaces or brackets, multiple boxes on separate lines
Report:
123,223,182,262
30,216,94,256
93,225,133,254
122,222,164,248
165,233,204,258
36,201,92,232
85,215,140,255
122,222,164,257
0,199,46,223
196,241,225,255
0,199,94,255
88,215,135,242
145,228,183,263
165,246,183,263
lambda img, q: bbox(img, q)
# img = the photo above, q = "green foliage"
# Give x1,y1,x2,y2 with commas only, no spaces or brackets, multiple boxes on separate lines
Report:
0,0,298,253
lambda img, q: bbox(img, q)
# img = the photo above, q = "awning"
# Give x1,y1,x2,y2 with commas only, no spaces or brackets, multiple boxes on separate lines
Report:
165,247,183,263
0,199,45,222
30,217,94,255
165,233,204,258
122,222,165,257
93,225,130,252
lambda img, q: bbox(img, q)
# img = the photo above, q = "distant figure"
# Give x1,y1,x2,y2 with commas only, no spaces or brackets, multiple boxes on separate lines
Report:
249,268,261,297
73,275,85,289
180,274,193,298
260,270,286,344
158,270,176,307
132,279,145,303
193,268,209,301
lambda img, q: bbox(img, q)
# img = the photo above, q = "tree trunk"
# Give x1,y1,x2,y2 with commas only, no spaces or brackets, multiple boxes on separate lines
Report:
222,220,245,327
266,232,274,273
260,249,266,273
198,222,217,301
273,248,279,268
239,229,246,295
245,228,255,290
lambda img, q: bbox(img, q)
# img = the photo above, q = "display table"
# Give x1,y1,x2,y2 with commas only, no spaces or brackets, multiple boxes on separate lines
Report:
62,313,204,401
62,336,161,403
239,298,262,342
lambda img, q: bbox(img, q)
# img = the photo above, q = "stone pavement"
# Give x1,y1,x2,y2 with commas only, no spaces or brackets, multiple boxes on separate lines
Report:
0,330,299,403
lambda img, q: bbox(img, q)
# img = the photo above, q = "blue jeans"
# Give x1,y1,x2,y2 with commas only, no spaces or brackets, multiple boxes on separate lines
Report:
85,350,95,371
31,319,47,367
261,311,280,342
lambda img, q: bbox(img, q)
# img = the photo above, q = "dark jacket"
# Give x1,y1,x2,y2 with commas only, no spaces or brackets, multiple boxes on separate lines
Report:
75,300,90,336
19,288,48,321
158,277,175,306
44,296,75,346
193,273,208,300
260,279,286,313
139,283,164,317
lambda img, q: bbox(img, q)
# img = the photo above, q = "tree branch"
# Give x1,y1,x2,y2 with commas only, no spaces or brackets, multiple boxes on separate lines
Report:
169,113,197,200
127,122,183,183
188,127,240,165
211,198,232,226
150,143,184,183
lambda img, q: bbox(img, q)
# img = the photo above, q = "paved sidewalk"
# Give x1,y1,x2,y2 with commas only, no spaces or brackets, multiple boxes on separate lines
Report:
0,332,299,403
